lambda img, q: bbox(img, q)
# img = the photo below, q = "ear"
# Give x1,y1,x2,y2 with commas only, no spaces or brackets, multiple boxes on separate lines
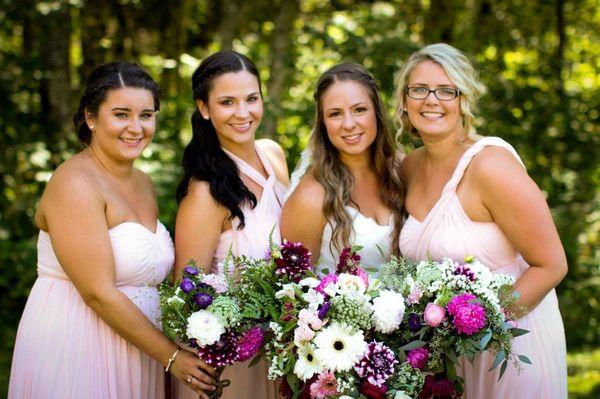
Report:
196,99,209,120
84,109,96,130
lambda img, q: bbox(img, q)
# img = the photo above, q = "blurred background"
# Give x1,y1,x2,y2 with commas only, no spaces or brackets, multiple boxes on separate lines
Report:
0,0,598,397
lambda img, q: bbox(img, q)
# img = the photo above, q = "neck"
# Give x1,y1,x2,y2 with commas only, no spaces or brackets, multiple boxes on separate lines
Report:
421,131,470,165
339,151,374,178
88,145,134,179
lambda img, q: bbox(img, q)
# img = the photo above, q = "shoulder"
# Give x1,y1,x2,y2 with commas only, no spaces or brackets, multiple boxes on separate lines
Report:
285,170,325,212
400,146,424,182
469,145,526,181
180,179,228,215
257,138,289,184
44,155,101,201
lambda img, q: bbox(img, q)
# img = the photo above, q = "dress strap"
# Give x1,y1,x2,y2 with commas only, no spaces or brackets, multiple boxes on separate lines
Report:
222,146,274,188
442,136,525,194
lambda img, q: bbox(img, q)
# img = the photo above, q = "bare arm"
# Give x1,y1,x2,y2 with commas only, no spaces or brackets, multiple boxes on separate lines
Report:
175,180,229,278
42,170,215,397
473,147,568,316
280,173,327,261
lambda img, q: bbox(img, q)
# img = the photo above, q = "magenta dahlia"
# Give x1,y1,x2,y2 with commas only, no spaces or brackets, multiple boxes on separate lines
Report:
197,330,239,367
236,326,265,362
275,240,312,282
406,347,429,370
446,293,487,335
354,341,398,387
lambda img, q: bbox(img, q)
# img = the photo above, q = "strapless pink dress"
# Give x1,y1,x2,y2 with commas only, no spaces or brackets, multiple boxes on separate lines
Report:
173,146,285,399
9,221,174,399
400,137,567,399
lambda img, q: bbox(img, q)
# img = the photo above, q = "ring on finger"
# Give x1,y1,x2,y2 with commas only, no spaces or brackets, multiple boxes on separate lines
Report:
187,376,193,384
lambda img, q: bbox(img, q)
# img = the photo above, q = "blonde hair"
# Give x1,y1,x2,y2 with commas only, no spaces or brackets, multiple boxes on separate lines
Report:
394,43,486,140
310,63,405,257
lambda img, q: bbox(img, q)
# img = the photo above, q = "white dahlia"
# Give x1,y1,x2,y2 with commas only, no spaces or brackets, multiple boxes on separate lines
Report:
314,323,367,372
371,290,405,333
186,310,225,346
294,343,322,381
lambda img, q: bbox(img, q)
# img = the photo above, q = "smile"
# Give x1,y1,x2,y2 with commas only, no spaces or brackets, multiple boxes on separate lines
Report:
229,121,252,132
120,137,143,144
421,111,444,120
341,133,363,144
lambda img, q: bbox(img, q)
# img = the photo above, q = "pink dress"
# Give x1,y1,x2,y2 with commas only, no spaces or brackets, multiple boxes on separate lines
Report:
173,146,285,399
400,137,567,399
9,221,174,399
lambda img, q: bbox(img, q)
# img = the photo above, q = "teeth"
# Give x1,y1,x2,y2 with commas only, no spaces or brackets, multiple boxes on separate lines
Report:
344,134,361,140
121,137,141,143
422,112,443,117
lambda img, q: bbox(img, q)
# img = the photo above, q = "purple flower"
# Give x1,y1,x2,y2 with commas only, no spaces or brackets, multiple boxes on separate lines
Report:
194,292,213,309
183,265,199,276
446,293,486,335
408,313,422,332
197,330,239,367
318,301,331,320
236,326,265,362
315,274,337,295
336,247,361,274
354,341,398,387
274,240,312,282
179,278,195,293
453,264,476,281
406,347,429,370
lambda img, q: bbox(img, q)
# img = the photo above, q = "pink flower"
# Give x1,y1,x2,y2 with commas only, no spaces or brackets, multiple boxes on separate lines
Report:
236,326,264,362
316,274,338,295
424,303,446,327
407,285,423,304
309,370,338,399
299,309,324,330
406,347,429,370
355,268,369,287
294,324,315,346
446,294,487,335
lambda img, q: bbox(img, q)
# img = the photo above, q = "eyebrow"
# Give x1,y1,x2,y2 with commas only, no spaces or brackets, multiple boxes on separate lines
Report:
111,107,155,112
325,101,368,111
216,91,260,100
410,83,456,87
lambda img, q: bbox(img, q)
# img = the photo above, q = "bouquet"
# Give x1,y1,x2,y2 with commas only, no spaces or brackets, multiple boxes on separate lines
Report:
379,256,530,398
160,263,266,398
239,243,426,399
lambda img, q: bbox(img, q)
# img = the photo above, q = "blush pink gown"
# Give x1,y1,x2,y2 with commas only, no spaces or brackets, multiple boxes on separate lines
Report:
8,221,174,399
173,145,285,399
400,137,567,399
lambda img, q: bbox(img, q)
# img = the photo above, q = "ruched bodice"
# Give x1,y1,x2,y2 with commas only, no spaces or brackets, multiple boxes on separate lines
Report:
399,137,567,398
319,207,393,275
37,221,173,286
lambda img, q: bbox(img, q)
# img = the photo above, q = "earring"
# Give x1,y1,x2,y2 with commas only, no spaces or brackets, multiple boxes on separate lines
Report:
89,125,95,130
203,115,209,120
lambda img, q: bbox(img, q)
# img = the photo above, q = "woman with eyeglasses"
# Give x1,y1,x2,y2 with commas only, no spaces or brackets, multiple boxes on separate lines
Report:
395,43,567,398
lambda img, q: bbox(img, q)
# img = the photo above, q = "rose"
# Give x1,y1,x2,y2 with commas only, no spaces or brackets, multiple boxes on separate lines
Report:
293,324,315,346
359,381,387,399
424,303,446,327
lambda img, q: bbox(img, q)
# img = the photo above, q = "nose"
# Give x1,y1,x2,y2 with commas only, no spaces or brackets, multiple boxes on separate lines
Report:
424,90,438,104
128,117,143,133
235,102,250,118
342,113,356,130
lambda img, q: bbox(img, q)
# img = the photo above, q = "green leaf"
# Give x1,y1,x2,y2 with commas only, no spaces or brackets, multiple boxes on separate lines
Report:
518,354,532,365
489,350,505,371
479,329,493,350
399,340,427,351
510,327,530,337
248,354,263,367
498,359,508,380
446,348,459,365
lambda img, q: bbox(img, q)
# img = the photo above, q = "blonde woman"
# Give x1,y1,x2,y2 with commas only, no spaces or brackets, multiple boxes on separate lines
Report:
282,63,405,273
396,43,567,398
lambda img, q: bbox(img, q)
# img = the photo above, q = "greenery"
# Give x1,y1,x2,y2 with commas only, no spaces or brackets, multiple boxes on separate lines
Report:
1,0,598,395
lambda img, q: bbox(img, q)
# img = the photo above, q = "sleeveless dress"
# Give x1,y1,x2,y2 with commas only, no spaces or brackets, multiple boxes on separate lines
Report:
173,146,286,399
318,207,393,275
9,221,174,399
399,137,568,399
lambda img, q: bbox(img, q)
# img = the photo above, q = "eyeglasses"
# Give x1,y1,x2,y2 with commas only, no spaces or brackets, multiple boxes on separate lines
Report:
405,86,461,101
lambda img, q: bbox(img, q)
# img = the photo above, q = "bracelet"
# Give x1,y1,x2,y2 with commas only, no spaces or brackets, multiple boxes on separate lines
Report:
165,348,181,373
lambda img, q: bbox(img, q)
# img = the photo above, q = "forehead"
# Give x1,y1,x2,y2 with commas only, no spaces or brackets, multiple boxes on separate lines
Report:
321,80,372,108
102,87,155,108
209,71,260,97
408,60,454,86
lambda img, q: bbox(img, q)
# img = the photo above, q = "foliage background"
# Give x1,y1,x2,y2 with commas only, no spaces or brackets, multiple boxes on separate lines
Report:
0,0,598,397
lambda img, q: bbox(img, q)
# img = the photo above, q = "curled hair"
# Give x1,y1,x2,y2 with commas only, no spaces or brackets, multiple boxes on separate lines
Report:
73,61,160,145
310,63,405,256
176,51,261,229
393,43,486,141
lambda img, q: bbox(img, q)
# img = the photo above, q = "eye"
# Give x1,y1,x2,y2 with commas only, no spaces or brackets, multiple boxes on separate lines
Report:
439,88,457,96
354,106,367,113
220,99,233,106
248,95,260,103
115,112,128,118
328,111,342,118
140,112,154,119
412,87,429,95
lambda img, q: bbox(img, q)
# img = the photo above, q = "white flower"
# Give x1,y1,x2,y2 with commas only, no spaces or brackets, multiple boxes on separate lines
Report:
371,290,405,333
394,391,412,399
294,344,322,381
337,273,366,295
294,324,316,346
339,396,354,399
299,277,321,288
186,310,225,346
302,288,325,310
298,308,323,330
314,323,367,372
323,282,339,297
166,296,185,306
275,283,297,300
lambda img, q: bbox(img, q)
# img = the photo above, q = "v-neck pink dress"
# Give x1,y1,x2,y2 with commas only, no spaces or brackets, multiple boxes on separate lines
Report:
173,146,285,399
9,221,174,399
400,137,567,399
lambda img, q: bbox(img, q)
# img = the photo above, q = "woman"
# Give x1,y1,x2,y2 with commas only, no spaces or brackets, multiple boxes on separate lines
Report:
396,43,567,398
173,51,288,399
8,62,215,399
282,63,404,273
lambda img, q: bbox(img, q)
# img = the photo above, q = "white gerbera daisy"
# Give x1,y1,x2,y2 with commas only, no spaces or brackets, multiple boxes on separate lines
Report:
186,310,225,346
294,344,322,381
314,323,367,372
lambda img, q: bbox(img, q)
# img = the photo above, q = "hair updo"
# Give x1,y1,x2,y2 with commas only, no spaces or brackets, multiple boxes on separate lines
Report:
72,61,160,145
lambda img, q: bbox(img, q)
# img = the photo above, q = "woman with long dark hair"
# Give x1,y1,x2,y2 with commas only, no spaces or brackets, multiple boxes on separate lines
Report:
173,51,288,399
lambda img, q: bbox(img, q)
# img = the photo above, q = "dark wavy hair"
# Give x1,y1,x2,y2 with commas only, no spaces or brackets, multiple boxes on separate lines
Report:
176,50,262,229
72,61,160,145
310,62,405,256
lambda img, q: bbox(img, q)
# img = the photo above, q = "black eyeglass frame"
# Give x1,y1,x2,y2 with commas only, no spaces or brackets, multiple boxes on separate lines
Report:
404,86,461,101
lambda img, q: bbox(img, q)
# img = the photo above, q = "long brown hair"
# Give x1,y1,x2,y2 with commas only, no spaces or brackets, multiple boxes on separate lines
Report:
310,62,405,256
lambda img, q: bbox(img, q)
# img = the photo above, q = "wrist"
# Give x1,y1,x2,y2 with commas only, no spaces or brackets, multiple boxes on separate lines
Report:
164,346,181,372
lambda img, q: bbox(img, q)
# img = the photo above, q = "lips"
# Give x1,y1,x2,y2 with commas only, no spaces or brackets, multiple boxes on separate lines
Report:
341,133,363,144
420,111,444,120
120,137,143,144
229,121,252,132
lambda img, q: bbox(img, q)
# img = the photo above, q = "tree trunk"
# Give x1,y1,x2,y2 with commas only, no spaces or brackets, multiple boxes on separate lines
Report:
424,0,455,43
217,0,243,50
79,0,112,82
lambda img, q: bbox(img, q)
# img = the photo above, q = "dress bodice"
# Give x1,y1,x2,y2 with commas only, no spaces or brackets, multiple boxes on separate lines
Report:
318,207,393,275
399,137,527,276
211,146,287,272
37,221,174,286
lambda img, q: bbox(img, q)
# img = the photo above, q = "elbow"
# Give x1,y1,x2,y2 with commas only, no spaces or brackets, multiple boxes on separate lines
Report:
555,261,568,284
79,286,115,312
